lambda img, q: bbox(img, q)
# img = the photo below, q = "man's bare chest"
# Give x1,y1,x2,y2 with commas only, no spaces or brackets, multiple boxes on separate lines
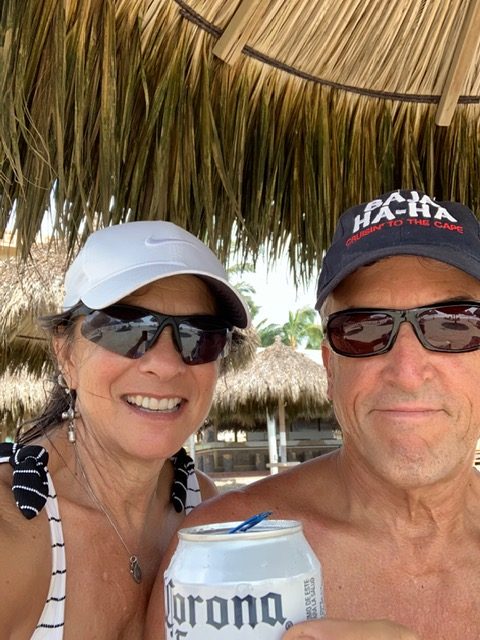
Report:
318,535,480,640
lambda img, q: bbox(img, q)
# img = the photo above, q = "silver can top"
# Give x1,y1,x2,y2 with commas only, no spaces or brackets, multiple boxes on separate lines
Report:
178,519,303,541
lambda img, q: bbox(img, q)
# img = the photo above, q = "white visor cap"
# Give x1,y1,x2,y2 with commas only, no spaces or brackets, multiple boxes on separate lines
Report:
63,221,250,328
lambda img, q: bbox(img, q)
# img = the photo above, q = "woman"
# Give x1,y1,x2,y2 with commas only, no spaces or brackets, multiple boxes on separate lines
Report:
0,220,250,639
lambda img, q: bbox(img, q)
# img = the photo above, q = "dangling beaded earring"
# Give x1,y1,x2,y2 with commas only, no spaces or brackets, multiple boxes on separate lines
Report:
58,373,76,443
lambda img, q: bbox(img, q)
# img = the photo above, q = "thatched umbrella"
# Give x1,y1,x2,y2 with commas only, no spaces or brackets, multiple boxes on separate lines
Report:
2,1,480,277
212,338,329,419
0,246,66,376
211,336,330,468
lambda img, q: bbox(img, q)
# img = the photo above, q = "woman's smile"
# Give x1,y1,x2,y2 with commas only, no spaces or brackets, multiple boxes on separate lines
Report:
125,395,183,412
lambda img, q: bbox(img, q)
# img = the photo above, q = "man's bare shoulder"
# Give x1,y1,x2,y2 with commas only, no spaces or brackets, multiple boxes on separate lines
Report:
188,452,340,527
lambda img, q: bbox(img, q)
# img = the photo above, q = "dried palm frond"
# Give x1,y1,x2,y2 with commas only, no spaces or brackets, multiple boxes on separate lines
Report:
1,0,480,281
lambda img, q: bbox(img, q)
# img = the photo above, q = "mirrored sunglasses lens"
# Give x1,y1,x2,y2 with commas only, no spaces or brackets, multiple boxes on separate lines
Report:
178,323,229,364
328,312,395,356
81,311,158,358
81,307,232,363
418,305,480,351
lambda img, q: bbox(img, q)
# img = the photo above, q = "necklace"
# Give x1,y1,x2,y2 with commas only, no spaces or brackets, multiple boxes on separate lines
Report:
73,442,142,584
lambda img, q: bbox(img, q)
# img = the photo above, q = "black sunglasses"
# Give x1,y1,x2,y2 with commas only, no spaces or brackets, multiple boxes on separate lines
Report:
325,302,480,357
75,304,233,365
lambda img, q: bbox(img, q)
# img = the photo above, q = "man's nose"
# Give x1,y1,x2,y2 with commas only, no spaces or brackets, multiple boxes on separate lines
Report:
391,319,425,352
382,320,434,387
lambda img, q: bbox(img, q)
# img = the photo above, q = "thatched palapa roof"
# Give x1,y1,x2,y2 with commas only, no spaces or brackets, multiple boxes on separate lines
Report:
211,337,330,425
0,246,66,376
2,1,480,279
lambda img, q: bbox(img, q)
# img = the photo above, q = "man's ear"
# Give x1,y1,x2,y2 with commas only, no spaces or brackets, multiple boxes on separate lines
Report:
321,340,334,402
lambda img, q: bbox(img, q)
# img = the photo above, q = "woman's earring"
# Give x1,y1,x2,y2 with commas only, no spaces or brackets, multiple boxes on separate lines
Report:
58,373,76,443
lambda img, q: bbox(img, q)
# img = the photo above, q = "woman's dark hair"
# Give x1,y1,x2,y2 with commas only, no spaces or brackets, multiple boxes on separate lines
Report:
17,305,82,444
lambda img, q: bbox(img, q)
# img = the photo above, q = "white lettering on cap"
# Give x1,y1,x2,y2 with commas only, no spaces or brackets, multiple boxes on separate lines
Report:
382,191,406,206
352,191,458,233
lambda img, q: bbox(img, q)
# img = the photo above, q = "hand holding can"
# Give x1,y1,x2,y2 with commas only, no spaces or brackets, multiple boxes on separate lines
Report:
282,619,421,640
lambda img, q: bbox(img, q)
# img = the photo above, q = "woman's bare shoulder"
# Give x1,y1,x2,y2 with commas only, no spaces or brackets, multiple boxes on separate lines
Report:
0,463,20,527
0,467,52,634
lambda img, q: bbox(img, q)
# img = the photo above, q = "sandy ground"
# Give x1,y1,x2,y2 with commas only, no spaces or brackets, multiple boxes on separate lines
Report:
212,473,269,494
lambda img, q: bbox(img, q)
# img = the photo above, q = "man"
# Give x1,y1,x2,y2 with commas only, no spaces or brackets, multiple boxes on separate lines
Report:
146,190,480,639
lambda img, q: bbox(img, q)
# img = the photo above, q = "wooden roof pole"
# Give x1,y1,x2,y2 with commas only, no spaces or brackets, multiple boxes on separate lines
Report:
435,0,480,126
213,0,259,65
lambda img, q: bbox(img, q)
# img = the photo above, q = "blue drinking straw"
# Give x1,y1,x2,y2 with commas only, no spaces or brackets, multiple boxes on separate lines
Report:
228,511,273,533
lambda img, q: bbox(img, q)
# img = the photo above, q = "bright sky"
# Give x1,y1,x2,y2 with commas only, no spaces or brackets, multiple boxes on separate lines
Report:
236,251,318,326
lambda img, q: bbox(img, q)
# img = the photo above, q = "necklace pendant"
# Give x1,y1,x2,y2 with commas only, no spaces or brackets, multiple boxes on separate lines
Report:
129,555,142,584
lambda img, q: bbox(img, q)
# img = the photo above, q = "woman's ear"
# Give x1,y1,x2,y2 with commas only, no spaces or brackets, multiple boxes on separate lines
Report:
52,333,77,390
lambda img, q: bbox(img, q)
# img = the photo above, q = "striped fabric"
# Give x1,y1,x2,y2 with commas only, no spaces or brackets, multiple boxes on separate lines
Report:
170,447,201,514
1,442,201,638
0,442,49,518
31,471,66,639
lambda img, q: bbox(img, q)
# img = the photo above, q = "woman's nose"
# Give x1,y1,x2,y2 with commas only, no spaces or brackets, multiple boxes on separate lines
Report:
137,326,186,373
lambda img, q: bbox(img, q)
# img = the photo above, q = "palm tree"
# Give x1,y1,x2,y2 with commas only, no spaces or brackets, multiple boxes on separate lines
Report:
256,319,283,347
258,307,322,349
227,262,261,320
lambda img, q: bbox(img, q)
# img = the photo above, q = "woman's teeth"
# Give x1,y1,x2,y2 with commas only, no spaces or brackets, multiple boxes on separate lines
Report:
126,395,182,411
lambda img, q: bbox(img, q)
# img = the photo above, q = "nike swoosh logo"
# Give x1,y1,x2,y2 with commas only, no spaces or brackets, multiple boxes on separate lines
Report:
144,237,193,247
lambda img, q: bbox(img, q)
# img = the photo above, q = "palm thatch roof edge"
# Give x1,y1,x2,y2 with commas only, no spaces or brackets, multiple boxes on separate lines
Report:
2,1,480,280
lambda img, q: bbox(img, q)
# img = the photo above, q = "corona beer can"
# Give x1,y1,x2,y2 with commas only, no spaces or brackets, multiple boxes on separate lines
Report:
164,519,325,638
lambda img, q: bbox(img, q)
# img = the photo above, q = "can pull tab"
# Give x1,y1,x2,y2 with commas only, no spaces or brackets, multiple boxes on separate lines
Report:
228,511,273,533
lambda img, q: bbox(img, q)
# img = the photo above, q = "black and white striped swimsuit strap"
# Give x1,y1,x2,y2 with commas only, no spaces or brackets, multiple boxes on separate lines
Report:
170,447,202,514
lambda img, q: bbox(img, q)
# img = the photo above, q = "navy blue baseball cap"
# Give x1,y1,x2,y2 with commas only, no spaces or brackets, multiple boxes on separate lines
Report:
316,189,480,310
